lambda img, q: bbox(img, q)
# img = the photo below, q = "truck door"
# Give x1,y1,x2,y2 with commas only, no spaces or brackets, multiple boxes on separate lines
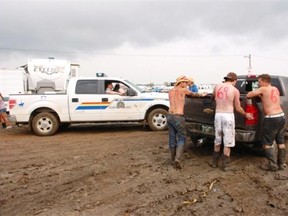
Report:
101,80,141,121
69,79,104,121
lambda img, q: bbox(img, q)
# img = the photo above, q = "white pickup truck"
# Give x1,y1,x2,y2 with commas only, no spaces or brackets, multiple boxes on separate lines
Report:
9,76,169,136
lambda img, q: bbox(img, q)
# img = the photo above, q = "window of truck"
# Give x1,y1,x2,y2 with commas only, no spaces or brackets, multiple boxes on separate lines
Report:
104,80,130,93
270,78,283,96
75,80,98,94
124,79,143,93
236,78,283,96
235,79,257,94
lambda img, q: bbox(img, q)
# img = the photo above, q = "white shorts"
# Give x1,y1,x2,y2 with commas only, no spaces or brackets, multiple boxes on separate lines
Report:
214,113,235,147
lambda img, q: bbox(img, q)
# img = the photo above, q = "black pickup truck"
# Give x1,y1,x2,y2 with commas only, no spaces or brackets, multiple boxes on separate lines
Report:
184,75,288,147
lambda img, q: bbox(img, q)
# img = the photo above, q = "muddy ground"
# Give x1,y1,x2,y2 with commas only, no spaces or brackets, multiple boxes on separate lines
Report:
0,124,288,216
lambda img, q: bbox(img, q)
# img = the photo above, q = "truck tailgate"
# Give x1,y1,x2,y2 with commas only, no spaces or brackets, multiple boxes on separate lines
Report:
184,95,215,125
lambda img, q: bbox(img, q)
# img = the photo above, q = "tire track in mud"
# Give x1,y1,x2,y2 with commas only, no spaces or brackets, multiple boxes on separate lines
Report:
0,155,101,215
1,128,168,215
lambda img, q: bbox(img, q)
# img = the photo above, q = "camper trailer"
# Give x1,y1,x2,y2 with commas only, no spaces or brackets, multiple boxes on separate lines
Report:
0,58,80,112
24,58,79,93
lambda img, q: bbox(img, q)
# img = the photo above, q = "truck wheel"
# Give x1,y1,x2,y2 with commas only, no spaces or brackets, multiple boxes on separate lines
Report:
190,136,200,146
147,108,168,131
31,112,59,136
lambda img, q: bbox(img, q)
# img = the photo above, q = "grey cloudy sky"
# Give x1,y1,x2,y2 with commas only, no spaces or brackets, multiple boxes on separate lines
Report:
1,0,288,84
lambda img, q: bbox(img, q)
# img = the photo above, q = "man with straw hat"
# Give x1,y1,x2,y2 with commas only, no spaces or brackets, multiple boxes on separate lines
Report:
167,75,207,169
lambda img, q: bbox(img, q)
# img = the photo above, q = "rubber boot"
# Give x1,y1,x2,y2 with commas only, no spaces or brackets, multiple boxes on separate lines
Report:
278,148,286,170
209,151,220,168
260,148,279,171
174,144,184,169
170,147,176,166
221,155,230,171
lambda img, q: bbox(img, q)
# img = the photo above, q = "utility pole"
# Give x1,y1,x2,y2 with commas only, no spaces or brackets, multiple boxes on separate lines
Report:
244,54,252,74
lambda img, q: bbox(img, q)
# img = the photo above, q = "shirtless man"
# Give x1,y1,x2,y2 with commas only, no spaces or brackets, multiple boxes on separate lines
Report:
247,74,286,171
210,72,253,171
168,75,207,169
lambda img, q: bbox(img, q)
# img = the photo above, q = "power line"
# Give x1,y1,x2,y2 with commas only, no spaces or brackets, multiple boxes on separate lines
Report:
253,55,288,62
0,47,82,54
1,47,288,61
0,47,245,58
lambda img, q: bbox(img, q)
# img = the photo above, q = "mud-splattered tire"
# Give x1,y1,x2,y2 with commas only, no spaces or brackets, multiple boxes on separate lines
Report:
190,135,200,147
147,108,168,131
31,112,59,136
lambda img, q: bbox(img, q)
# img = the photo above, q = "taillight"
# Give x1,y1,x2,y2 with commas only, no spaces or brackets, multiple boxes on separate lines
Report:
245,98,258,125
9,99,16,110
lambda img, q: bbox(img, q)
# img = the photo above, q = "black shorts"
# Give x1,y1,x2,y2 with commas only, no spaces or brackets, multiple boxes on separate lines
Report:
261,116,286,146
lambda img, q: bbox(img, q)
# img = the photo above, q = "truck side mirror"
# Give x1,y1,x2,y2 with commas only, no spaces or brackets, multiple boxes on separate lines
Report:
126,88,137,96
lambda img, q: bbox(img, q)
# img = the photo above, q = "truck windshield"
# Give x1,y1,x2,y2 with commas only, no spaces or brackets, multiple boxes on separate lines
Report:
124,80,143,93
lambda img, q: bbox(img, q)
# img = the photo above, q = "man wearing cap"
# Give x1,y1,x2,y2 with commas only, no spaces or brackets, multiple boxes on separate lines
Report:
210,72,253,171
167,75,207,169
247,74,286,171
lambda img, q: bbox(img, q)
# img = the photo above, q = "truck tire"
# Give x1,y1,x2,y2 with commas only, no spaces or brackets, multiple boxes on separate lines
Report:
147,108,168,131
31,112,59,136
190,136,200,146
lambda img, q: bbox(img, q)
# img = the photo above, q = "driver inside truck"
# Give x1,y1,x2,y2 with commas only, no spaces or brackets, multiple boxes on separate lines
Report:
105,82,125,96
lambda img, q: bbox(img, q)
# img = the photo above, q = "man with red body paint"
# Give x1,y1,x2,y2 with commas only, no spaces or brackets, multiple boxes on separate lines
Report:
247,74,286,171
209,72,253,171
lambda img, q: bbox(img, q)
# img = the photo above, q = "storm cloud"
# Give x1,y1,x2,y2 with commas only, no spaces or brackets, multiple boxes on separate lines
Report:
1,1,287,52
1,0,288,84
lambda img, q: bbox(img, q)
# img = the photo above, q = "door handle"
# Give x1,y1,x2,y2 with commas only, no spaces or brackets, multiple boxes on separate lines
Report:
72,98,79,102
102,98,108,102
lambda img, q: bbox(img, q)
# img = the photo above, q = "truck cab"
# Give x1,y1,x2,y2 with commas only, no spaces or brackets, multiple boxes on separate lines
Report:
67,77,169,127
